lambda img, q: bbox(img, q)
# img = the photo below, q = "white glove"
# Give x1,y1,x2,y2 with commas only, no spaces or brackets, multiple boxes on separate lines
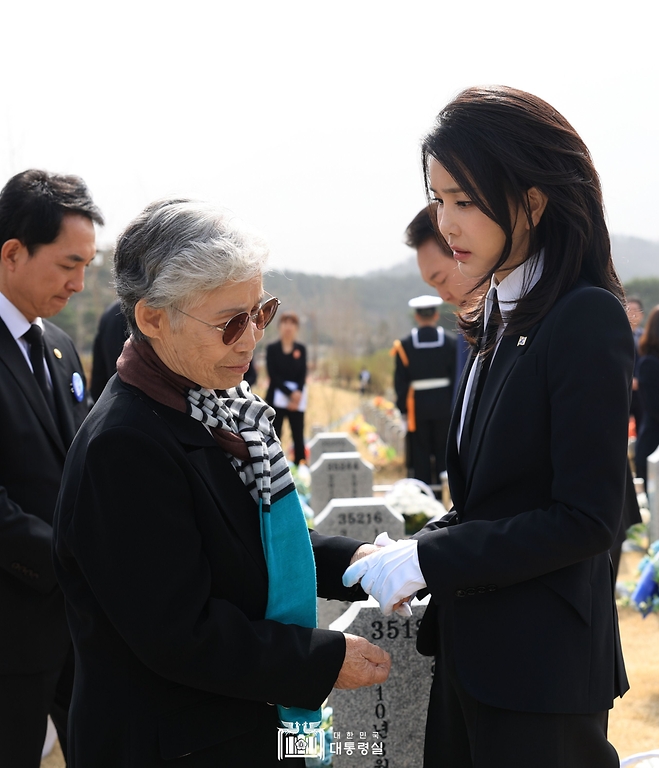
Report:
343,536,426,617
372,533,413,617
373,531,397,548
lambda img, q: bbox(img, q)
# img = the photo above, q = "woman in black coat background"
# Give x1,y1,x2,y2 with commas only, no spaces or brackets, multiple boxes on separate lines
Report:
635,305,659,484
265,311,307,464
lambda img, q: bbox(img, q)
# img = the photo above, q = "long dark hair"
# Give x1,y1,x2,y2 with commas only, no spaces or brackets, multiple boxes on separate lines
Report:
639,306,659,358
421,86,624,344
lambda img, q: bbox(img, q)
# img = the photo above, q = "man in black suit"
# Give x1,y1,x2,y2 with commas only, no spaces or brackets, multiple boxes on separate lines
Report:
405,205,481,401
0,169,103,766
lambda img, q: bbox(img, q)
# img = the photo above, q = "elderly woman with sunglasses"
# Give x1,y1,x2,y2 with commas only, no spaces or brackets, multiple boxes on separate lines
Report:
52,200,390,768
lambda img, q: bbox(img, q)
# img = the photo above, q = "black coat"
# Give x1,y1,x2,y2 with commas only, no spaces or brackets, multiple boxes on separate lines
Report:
53,376,364,767
415,284,633,714
0,317,89,674
636,353,659,481
89,299,129,401
265,341,307,406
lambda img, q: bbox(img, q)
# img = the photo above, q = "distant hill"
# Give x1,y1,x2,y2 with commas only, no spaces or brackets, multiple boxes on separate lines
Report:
366,255,419,277
50,234,659,362
365,235,659,283
612,235,659,282
262,265,456,359
51,249,451,360
260,234,659,358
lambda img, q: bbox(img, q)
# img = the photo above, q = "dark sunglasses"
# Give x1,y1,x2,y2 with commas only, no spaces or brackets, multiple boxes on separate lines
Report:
174,293,281,345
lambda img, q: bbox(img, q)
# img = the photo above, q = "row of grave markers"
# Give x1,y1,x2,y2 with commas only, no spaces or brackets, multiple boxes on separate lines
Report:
307,431,430,767
360,402,406,462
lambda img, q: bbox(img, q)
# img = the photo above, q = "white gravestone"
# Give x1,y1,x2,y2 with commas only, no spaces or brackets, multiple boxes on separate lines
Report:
329,597,432,767
315,499,405,629
308,432,357,467
309,452,373,514
314,498,405,541
647,447,659,544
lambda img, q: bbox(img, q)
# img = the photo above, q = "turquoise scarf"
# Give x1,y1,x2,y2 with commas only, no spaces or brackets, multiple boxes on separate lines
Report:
189,381,322,732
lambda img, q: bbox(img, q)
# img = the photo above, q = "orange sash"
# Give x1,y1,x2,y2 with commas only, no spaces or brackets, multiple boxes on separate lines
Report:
391,340,416,432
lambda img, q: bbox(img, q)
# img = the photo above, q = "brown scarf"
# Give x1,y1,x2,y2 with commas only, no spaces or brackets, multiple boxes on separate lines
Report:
116,337,250,461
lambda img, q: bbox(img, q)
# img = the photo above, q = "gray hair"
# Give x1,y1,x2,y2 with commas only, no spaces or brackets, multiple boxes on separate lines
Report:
114,198,269,342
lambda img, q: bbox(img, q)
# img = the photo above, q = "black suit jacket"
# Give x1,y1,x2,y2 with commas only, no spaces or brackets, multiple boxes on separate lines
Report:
53,376,364,767
0,316,89,674
265,341,307,406
414,284,633,714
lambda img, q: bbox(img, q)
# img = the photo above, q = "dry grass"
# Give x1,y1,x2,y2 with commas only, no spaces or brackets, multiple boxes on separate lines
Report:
303,379,363,436
610,551,659,759
302,381,406,483
41,740,63,768
253,378,364,444
264,381,360,440
267,379,406,482
611,608,659,757
40,382,659,764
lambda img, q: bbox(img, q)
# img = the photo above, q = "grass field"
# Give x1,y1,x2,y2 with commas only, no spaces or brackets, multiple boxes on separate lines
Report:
609,551,659,758
40,380,659,764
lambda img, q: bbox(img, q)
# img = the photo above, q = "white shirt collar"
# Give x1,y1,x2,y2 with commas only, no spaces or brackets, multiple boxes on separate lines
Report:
458,252,544,446
0,290,43,341
484,250,544,327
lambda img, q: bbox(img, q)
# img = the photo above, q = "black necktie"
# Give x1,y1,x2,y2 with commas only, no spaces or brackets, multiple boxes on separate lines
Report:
459,290,501,472
23,324,57,416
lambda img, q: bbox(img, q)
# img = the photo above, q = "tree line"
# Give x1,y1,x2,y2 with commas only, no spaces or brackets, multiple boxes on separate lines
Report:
49,253,659,394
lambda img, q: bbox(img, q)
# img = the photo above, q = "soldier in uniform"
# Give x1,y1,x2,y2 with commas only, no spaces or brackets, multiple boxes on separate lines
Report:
392,294,456,485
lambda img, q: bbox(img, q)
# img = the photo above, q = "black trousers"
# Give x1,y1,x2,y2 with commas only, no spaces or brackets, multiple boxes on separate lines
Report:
0,646,73,768
273,408,306,465
409,415,451,485
423,625,619,768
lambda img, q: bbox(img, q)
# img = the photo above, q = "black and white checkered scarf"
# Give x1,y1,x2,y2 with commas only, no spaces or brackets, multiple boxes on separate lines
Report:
187,381,292,511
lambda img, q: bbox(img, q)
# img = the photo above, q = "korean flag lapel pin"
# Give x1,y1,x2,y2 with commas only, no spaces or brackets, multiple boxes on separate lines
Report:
517,336,527,347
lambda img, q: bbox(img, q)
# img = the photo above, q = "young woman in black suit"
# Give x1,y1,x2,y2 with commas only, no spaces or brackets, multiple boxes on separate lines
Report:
635,306,659,483
345,86,634,767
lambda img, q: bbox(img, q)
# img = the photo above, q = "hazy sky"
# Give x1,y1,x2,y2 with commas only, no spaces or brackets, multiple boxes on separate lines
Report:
1,0,657,276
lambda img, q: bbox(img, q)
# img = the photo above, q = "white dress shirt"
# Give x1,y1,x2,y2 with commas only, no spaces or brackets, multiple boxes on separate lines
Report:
457,253,544,447
0,290,52,385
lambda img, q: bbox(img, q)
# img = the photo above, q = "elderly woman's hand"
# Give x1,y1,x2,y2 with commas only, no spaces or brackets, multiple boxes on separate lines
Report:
349,543,380,565
334,634,391,689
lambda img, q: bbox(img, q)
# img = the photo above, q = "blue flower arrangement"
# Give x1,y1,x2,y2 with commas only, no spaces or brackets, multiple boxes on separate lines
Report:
630,540,659,617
